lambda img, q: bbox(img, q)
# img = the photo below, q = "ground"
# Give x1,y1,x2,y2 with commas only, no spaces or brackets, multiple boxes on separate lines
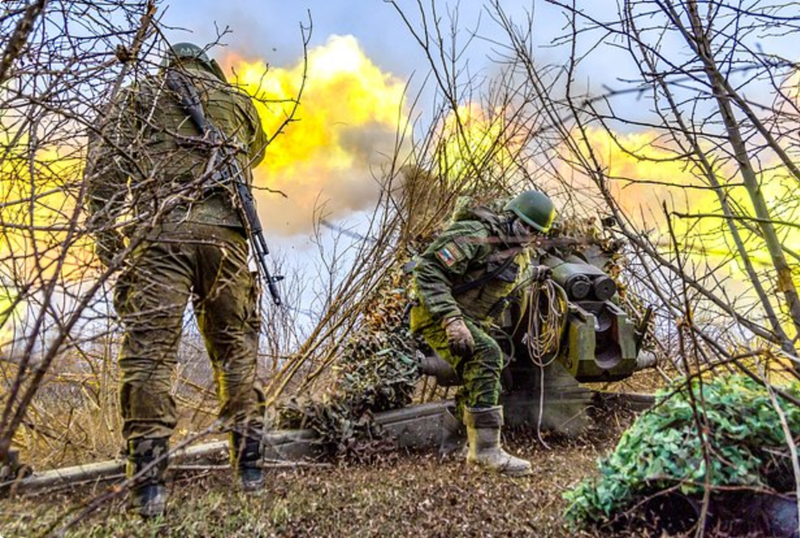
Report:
0,427,638,538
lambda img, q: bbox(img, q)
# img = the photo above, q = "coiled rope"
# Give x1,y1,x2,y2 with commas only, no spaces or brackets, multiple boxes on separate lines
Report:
524,279,568,366
524,279,568,449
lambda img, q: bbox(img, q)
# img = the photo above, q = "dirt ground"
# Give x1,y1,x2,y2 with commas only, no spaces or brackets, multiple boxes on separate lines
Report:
0,405,639,538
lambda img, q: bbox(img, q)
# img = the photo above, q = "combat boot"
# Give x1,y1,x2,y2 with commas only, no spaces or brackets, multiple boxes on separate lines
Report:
438,406,467,461
230,431,264,493
464,406,532,477
127,437,169,518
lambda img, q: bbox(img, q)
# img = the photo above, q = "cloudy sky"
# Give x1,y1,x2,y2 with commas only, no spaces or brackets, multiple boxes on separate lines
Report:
154,1,796,290
152,1,615,313
160,1,653,103
162,1,580,77
155,2,637,237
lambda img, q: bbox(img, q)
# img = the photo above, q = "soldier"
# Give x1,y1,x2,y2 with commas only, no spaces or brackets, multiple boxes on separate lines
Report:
86,42,269,517
410,190,557,476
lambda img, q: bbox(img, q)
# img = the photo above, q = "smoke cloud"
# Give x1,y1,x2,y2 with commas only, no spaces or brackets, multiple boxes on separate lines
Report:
224,35,407,235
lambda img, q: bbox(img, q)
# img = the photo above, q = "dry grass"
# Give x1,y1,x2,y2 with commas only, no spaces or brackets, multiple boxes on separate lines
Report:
0,410,637,538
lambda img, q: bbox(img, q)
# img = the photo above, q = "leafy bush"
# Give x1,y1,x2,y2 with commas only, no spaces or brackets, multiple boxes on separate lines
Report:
564,374,800,528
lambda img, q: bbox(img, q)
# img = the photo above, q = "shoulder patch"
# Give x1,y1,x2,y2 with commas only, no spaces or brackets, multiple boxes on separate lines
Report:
436,243,466,267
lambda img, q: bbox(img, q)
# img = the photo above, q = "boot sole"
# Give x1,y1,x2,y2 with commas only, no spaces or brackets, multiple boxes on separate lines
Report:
240,478,266,494
500,467,532,477
130,501,167,519
467,459,532,477
138,506,167,519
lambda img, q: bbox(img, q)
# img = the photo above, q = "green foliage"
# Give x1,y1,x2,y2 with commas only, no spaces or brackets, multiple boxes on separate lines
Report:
564,374,800,528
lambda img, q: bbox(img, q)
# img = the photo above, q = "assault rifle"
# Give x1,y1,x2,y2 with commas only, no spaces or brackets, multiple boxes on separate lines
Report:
166,70,282,305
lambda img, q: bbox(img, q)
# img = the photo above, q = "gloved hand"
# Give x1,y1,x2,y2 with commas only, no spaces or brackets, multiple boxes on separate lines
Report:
442,316,474,358
96,230,125,268
531,265,553,282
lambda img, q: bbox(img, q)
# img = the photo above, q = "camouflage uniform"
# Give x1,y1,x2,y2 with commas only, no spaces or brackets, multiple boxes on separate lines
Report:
411,202,534,420
87,59,268,442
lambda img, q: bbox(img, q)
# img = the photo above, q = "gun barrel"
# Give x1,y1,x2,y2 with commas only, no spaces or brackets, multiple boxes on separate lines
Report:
236,181,263,234
250,224,281,305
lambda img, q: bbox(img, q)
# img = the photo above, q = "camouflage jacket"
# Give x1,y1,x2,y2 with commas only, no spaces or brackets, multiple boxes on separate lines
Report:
86,60,268,230
410,200,538,331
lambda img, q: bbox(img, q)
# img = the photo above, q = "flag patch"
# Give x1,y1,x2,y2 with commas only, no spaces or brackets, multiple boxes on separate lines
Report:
436,245,461,267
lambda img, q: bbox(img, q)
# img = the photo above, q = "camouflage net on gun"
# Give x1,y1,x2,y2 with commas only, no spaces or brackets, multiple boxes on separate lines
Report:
274,268,420,460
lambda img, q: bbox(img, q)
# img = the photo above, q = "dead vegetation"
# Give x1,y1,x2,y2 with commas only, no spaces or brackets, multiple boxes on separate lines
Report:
1,0,799,536
0,411,636,538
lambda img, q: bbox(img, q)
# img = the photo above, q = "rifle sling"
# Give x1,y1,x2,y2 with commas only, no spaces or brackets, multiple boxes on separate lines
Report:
164,68,283,305
165,70,207,131
451,255,515,296
165,70,241,195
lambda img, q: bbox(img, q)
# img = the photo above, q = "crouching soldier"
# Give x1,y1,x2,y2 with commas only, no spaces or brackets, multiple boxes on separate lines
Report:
410,190,557,476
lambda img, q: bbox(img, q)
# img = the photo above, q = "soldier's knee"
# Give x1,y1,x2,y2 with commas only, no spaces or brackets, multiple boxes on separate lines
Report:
474,344,503,371
473,331,501,353
120,357,174,385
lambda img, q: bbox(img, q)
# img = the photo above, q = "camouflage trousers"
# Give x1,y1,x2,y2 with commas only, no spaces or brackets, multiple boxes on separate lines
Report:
417,318,503,421
114,222,264,440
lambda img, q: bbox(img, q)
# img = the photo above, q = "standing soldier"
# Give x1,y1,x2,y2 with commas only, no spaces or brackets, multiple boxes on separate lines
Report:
86,42,269,517
410,191,557,476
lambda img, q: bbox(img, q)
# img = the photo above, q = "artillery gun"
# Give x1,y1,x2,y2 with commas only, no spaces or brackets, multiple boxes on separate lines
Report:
418,241,656,436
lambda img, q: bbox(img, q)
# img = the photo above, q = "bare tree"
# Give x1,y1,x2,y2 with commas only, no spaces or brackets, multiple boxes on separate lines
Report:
0,0,307,482
479,0,800,531
1,0,160,471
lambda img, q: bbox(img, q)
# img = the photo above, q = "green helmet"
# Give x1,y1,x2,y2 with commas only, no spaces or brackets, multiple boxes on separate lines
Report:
504,190,556,233
164,42,210,65
162,42,228,82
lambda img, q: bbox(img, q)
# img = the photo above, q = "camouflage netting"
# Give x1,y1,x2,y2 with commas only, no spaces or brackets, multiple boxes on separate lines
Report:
549,216,624,271
275,268,420,459
564,374,800,533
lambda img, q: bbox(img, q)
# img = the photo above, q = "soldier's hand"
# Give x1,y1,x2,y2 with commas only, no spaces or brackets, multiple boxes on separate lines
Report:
532,265,553,282
96,230,125,268
442,316,474,358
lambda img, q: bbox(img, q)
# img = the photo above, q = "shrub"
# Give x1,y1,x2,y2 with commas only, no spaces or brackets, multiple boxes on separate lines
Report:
564,374,800,528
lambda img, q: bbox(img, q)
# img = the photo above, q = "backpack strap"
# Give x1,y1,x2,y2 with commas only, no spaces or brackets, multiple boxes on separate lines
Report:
451,255,515,296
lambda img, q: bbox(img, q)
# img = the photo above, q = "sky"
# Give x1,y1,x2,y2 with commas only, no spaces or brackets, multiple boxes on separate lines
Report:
157,0,638,239
162,1,565,76
160,1,644,99
10,1,631,344
5,1,799,345
154,0,609,318
152,0,800,307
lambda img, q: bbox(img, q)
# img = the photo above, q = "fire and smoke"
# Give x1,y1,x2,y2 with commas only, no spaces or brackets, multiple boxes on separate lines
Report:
0,35,407,347
555,126,800,340
2,31,798,348
424,99,799,323
0,137,90,349
564,127,800,271
223,35,408,235
435,102,519,182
